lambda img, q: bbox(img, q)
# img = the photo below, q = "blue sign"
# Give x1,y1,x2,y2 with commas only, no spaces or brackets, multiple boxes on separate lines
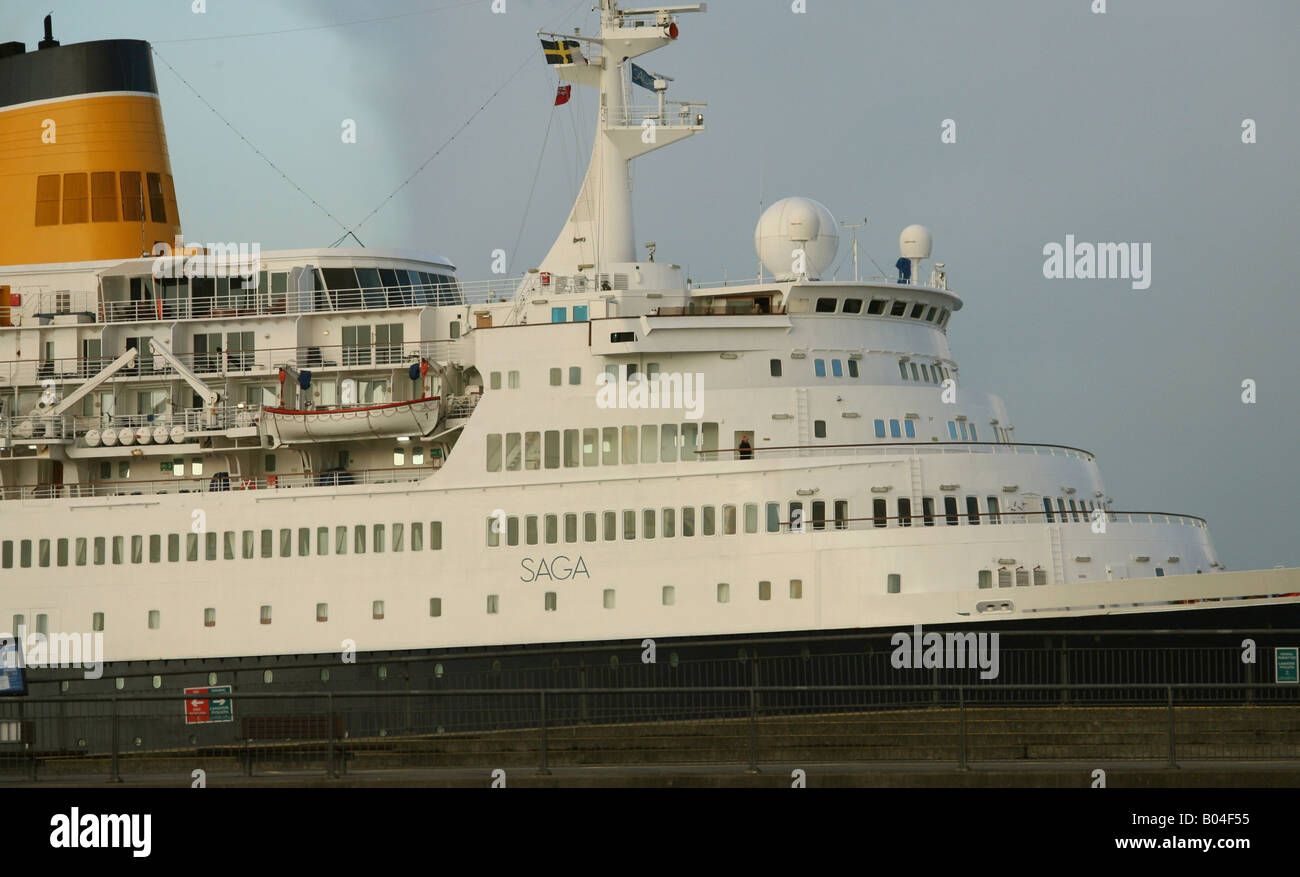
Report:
1276,647,1298,684
0,636,26,696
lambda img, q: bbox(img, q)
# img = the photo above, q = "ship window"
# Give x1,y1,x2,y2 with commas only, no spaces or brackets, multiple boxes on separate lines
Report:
243,530,254,559
1042,498,1055,523
662,586,675,606
831,359,843,377
702,506,717,536
76,538,87,566
204,608,216,627
432,521,445,550
848,360,859,378
564,513,578,543
867,299,887,315
525,516,538,545
56,538,68,567
112,536,124,565
621,425,638,463
62,172,89,223
622,510,636,540
978,570,993,589
998,569,1012,588
662,507,676,538
890,301,907,317
602,427,619,465
573,305,588,321
582,428,598,466
890,419,901,438
987,497,1001,524
35,174,61,225
899,361,908,380
394,447,406,466
568,366,582,385
967,496,981,525
843,298,863,314
604,364,618,384
277,528,290,558
969,424,978,441
259,529,272,558
682,506,696,537
909,363,919,381
91,171,117,222
509,370,520,388
717,582,730,603
610,331,635,342
544,430,560,468
898,498,912,527
40,538,52,567
790,579,803,599
584,512,597,542
149,610,161,629
745,503,759,534
757,580,772,601
490,372,501,390
788,502,803,532
603,589,616,609
146,534,160,564
944,496,959,526
505,516,519,546
640,425,657,463
1033,568,1047,586
814,359,826,377
411,522,424,550
317,527,329,555
1057,497,1068,521
16,540,29,568
316,603,328,623
873,498,887,528
260,605,272,625
371,524,385,553
94,537,105,565
887,574,901,594
429,598,442,617
766,503,780,533
810,501,825,531
1016,569,1029,587
563,429,580,466
723,504,738,535
119,171,143,222
643,509,656,539
1068,499,1080,522
815,298,837,313
602,511,617,541
770,359,782,377
910,303,925,319
549,367,562,386
486,434,502,471
354,524,367,553
939,309,950,326
486,595,499,615
373,601,385,620
948,421,958,439
545,515,558,544
904,420,915,438
551,307,567,323
874,419,886,438
660,424,678,462
146,172,167,223
925,307,937,321
545,592,557,612
504,432,521,470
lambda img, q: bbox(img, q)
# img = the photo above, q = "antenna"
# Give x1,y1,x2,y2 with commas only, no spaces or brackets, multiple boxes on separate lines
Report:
840,219,867,282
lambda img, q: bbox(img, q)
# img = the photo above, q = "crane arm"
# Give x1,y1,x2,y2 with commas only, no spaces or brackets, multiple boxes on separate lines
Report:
37,347,139,417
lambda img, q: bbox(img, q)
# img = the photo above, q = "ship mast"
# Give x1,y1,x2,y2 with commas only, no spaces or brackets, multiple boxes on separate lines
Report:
537,0,706,277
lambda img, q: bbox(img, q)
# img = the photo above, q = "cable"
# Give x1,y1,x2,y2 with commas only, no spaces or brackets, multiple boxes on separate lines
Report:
151,46,351,236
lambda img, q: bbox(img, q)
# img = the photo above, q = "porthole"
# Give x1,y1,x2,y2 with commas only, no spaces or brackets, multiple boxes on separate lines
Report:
133,736,143,747
152,675,162,689
669,652,679,669
60,680,69,692
263,669,273,684
491,659,502,674
379,729,388,737
207,672,217,686
76,738,86,748
434,663,444,679
320,668,331,682
188,735,197,745
378,665,388,680
114,677,125,690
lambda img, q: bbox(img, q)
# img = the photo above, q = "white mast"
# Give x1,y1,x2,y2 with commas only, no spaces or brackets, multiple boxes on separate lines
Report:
537,1,706,277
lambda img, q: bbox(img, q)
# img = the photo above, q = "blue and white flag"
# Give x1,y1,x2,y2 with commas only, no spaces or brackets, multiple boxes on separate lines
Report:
630,62,656,91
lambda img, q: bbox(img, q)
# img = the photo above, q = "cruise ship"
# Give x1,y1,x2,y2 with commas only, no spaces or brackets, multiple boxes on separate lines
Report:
1,3,1297,703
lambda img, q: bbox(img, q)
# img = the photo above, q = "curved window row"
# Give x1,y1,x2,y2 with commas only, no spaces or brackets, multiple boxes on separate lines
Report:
900,359,951,384
35,170,174,226
485,421,722,471
804,295,951,329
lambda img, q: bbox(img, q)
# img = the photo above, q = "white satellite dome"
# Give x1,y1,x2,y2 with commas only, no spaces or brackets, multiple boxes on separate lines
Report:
755,197,839,281
899,224,932,259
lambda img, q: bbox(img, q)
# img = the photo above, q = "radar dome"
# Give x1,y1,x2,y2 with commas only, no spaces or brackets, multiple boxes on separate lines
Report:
755,197,839,281
899,224,932,259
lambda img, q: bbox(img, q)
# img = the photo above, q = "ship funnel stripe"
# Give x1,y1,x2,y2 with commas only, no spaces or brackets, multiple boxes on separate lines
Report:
0,40,157,110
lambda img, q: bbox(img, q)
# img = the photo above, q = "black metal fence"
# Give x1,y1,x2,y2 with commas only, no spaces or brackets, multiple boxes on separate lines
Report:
1,682,1297,782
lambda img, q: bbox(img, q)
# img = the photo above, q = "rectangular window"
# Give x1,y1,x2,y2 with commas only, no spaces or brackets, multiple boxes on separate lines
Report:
959,421,969,440
279,528,292,558
986,497,1001,525
681,422,699,461
978,570,993,589
75,538,87,566
723,504,738,535
717,582,730,603
564,429,580,467
702,506,716,536
1068,499,1080,523
831,359,843,378
584,512,597,542
486,434,502,472
94,537,106,565
789,501,803,532
354,524,366,554
241,530,254,559
507,517,519,546
969,424,978,442
948,421,958,440
569,366,582,385
260,529,273,558
873,498,887,528
770,359,782,377
602,427,619,465
35,174,60,225
621,425,638,464
640,424,658,463
551,307,567,323
898,498,912,528
525,516,538,546
658,424,678,463
848,360,859,378
874,419,886,438
57,538,69,567
545,592,557,612
790,579,803,599
40,538,52,567
508,371,520,388
91,171,117,222
1043,497,1055,523
112,536,124,565
146,172,167,222
430,521,444,550
744,503,759,534
662,507,676,538
681,506,696,537
429,598,442,617
564,514,578,543
904,420,915,438
544,515,558,544
899,360,909,380
603,589,616,609
1057,497,1068,521
887,574,902,594
662,585,675,606
603,511,617,541
62,172,89,223
814,420,826,439
642,509,656,539
523,431,540,470
486,595,499,615
944,496,959,526
505,433,521,471
967,496,981,525
814,359,826,377
815,297,837,313
889,419,901,438
622,509,636,540
411,522,424,551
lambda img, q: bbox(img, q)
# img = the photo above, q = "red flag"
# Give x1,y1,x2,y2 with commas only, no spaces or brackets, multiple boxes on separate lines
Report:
554,85,572,106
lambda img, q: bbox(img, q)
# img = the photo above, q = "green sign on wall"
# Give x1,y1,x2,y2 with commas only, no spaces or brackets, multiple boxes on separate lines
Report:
1276,648,1298,684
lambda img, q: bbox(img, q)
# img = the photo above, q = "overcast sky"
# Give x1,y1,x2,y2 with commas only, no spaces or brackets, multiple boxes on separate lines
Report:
5,0,1296,569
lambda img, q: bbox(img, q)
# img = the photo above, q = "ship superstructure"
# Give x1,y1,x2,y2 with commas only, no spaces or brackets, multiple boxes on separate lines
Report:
1,4,1297,687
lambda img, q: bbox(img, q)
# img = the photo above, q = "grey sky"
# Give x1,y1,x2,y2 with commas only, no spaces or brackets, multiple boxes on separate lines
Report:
4,0,1296,568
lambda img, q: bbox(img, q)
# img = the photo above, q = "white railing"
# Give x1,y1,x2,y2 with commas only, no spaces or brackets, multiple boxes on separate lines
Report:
690,275,951,291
